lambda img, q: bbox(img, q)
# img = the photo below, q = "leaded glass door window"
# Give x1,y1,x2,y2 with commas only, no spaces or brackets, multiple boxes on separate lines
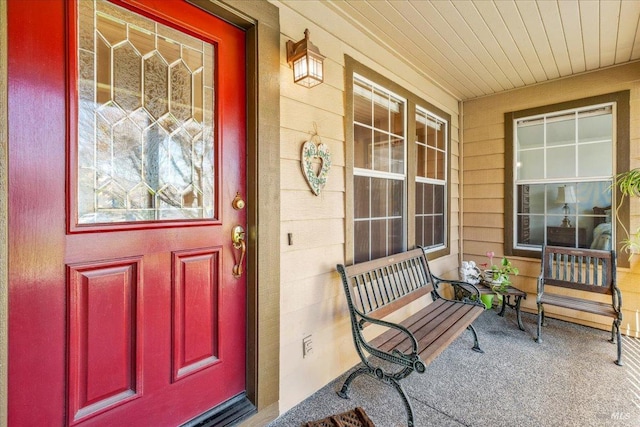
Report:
77,0,215,224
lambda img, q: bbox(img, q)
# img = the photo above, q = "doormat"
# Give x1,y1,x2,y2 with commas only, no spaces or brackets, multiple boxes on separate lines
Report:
303,407,375,427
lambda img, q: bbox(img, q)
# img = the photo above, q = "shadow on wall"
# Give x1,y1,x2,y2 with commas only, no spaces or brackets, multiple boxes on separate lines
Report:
624,310,639,339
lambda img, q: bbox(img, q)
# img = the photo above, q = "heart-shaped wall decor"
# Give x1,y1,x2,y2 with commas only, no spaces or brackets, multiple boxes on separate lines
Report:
301,140,331,196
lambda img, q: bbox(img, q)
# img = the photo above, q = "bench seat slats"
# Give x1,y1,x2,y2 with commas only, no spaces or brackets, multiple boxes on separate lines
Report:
402,303,479,353
391,303,483,365
539,293,617,317
417,305,484,365
369,295,484,363
369,299,448,349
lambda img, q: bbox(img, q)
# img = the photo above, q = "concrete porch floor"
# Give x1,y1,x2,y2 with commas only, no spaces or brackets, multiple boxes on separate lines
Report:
268,310,640,426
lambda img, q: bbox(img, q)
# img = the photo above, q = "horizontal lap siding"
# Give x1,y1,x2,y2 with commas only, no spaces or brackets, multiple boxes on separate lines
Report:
461,62,640,337
277,2,463,413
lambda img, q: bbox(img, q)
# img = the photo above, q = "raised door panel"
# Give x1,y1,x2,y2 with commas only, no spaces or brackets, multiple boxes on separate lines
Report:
67,258,142,425
173,248,221,381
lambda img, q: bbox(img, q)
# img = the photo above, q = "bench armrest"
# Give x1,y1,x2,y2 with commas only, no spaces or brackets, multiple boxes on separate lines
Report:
432,276,483,307
613,286,622,314
353,312,422,370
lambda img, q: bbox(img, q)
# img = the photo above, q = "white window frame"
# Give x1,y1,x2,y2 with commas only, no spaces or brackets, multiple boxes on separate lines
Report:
352,74,407,262
512,103,615,251
415,105,448,251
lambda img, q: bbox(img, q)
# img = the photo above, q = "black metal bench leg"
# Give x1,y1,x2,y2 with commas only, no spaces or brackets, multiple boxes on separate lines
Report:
467,324,484,353
498,295,507,317
387,377,415,427
339,365,417,426
514,296,525,331
336,366,371,399
535,304,543,343
612,320,623,366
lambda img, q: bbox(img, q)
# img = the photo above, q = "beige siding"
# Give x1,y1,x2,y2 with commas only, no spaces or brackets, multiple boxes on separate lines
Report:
273,0,462,413
462,62,640,337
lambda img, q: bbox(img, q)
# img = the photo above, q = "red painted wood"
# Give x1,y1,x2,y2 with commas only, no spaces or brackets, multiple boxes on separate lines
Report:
68,259,142,423
173,249,221,381
8,0,247,425
8,0,68,424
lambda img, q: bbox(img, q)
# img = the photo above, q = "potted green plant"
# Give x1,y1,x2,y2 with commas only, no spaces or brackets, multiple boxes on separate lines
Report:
483,252,519,292
614,168,640,259
479,252,519,309
485,257,519,292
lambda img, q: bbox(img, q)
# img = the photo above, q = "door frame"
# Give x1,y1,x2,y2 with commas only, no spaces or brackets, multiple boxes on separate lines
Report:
0,0,281,424
1,0,8,424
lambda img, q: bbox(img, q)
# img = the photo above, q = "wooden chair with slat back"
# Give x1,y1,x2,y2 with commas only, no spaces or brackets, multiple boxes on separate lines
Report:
537,245,622,365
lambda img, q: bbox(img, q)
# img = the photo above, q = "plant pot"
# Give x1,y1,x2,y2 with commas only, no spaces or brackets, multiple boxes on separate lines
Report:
480,294,494,310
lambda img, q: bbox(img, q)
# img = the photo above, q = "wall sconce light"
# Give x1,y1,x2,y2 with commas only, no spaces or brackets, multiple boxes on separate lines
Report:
556,185,577,227
286,29,325,88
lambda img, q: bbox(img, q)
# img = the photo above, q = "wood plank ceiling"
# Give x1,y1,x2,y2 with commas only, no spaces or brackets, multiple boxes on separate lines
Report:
324,0,640,101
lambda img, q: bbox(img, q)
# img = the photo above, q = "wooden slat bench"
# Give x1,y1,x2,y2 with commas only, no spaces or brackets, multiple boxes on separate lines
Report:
336,248,485,427
536,245,623,365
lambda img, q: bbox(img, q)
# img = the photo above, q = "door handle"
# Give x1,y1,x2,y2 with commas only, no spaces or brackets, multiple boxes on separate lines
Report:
231,225,246,278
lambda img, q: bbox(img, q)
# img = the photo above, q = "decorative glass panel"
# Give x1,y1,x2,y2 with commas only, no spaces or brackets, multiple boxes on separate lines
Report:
77,0,215,224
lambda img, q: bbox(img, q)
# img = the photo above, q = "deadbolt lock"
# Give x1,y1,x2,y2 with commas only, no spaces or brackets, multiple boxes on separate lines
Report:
232,192,245,210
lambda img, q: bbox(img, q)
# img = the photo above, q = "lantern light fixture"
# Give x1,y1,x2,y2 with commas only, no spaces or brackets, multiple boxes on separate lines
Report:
286,29,325,88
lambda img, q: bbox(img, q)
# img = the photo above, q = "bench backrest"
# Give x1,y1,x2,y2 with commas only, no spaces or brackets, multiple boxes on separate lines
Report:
337,248,435,323
540,246,616,295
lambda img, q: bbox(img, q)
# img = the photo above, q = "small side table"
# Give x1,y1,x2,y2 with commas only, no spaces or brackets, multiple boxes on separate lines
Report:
476,282,527,331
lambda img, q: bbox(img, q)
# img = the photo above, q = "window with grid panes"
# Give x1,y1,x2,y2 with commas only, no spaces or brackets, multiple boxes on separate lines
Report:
351,72,449,263
504,89,638,266
415,107,447,249
513,104,614,251
353,76,406,263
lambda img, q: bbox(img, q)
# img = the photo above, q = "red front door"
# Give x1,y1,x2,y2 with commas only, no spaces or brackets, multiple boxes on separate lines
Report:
8,1,247,425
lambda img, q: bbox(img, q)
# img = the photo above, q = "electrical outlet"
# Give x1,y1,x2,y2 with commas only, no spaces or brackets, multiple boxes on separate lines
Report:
303,335,313,357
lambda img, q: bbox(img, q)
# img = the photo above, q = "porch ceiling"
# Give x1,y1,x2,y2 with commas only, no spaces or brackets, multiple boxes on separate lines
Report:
324,0,640,101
